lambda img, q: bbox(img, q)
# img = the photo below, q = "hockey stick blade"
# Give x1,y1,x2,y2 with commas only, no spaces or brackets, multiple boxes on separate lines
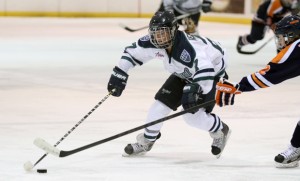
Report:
237,36,274,55
34,100,215,158
118,23,149,32
34,138,61,157
25,90,114,171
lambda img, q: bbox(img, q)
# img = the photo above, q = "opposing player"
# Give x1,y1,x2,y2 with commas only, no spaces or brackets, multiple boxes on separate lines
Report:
157,0,212,35
216,15,300,168
107,11,231,158
237,0,300,53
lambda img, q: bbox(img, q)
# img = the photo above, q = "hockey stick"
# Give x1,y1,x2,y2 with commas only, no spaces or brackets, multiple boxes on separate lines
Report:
237,36,274,55
34,99,215,158
119,9,204,33
119,24,149,33
23,89,115,171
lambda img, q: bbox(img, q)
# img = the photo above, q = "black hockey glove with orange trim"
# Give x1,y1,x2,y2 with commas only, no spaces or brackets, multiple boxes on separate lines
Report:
107,66,128,97
216,78,241,107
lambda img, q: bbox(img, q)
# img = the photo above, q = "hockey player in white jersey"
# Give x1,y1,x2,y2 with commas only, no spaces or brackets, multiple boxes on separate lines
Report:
107,11,231,158
161,0,212,35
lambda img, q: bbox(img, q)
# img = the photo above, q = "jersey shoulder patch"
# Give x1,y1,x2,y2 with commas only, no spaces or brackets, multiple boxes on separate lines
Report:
137,35,157,48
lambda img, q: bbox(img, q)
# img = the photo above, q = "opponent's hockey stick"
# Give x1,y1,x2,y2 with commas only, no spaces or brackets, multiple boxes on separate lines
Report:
119,24,149,33
23,89,115,171
119,12,192,32
34,99,215,158
119,7,207,33
237,36,274,55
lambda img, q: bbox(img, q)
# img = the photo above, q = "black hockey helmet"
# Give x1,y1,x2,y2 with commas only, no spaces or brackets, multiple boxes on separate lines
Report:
148,11,179,49
275,14,300,50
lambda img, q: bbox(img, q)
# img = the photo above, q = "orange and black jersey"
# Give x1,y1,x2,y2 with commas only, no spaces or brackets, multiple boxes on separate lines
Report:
239,39,300,92
255,0,290,23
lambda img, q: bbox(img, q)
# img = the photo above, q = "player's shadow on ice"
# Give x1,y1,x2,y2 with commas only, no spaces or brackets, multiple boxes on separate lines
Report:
126,152,273,168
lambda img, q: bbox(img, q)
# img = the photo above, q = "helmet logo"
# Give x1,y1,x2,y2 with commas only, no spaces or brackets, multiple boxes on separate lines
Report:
180,49,191,63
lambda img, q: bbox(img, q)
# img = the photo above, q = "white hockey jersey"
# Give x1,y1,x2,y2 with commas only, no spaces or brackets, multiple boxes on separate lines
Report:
117,31,228,94
163,0,203,14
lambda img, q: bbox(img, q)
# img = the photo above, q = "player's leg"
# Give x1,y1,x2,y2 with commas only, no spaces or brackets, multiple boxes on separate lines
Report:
183,109,231,158
182,79,231,158
274,120,300,168
122,101,166,156
237,4,267,51
237,20,266,51
123,74,185,156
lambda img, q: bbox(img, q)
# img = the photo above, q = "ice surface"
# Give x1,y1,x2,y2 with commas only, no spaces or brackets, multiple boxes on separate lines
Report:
0,17,299,181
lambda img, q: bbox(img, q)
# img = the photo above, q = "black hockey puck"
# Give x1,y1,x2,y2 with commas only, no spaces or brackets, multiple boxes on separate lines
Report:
37,169,47,173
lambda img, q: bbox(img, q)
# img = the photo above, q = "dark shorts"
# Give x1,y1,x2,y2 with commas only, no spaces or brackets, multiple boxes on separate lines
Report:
155,74,186,111
154,74,218,112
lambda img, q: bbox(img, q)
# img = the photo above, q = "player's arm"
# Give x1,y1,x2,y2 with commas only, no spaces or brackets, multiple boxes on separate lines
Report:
216,63,286,106
238,40,300,92
107,37,153,97
216,50,299,106
216,62,280,106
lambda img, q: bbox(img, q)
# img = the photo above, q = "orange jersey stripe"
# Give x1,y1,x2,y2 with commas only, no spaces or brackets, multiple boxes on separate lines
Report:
267,0,282,17
271,44,292,63
251,73,268,88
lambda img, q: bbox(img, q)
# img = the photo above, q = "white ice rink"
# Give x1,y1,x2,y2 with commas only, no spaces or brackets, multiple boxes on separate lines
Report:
0,17,299,181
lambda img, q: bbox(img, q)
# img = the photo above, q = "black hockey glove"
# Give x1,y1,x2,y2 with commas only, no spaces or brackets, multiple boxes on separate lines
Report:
202,0,212,13
216,78,241,107
181,83,203,113
107,66,128,97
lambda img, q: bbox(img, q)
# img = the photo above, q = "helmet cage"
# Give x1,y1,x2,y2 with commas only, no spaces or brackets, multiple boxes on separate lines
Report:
149,25,177,49
275,31,300,50
275,34,289,50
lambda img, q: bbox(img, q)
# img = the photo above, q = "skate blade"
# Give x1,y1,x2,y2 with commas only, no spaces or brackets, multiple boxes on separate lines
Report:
275,161,299,168
215,129,232,159
122,151,147,157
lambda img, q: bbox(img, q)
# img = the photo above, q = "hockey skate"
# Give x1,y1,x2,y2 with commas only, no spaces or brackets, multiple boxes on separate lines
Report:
236,36,244,52
122,133,156,157
274,145,300,168
236,35,250,52
210,122,231,158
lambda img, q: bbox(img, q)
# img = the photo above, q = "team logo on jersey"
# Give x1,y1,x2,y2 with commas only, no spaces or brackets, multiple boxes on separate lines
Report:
174,68,192,79
155,52,164,58
139,35,150,41
180,49,191,63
